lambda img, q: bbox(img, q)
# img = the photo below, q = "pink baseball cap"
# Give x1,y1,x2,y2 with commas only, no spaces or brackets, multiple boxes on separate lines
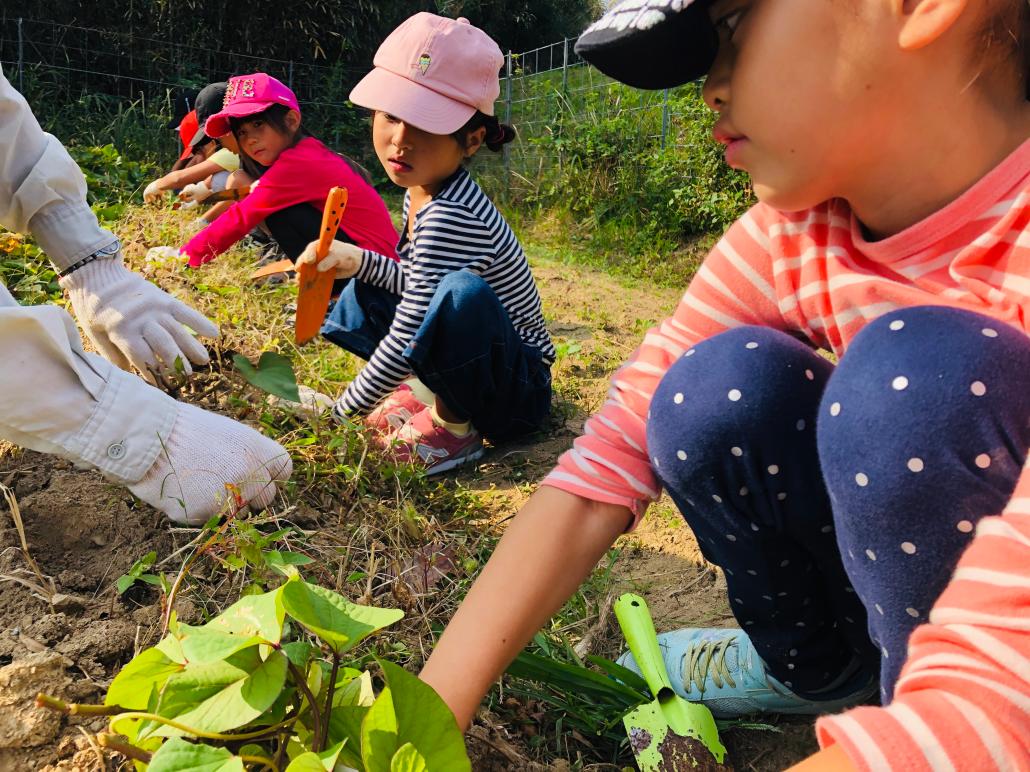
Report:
350,13,503,135
204,73,301,138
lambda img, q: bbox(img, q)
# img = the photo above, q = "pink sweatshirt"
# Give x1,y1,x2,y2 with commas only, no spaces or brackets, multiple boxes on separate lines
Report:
182,137,399,267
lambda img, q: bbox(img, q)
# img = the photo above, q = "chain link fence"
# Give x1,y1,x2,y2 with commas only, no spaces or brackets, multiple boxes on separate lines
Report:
478,38,708,200
0,17,367,157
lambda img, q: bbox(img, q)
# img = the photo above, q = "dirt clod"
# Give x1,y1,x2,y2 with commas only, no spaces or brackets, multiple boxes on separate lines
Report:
0,651,72,748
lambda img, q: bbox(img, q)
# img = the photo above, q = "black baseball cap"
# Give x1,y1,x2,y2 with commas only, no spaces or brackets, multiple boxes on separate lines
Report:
575,0,718,90
188,82,229,148
166,88,200,129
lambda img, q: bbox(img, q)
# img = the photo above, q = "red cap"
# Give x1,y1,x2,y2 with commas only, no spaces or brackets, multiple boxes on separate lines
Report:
178,109,199,160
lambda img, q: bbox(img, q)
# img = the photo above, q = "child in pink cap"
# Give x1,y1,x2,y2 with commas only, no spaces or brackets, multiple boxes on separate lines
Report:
178,72,399,268
298,13,555,475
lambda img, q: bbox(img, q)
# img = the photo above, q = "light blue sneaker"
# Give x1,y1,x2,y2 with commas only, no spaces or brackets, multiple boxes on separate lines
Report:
616,627,876,718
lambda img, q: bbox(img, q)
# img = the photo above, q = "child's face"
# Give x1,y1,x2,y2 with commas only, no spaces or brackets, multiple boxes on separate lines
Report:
702,0,908,212
235,110,299,166
372,112,467,193
218,133,240,154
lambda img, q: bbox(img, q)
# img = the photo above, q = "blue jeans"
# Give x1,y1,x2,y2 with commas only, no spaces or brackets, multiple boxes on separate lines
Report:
645,306,1030,702
321,270,552,441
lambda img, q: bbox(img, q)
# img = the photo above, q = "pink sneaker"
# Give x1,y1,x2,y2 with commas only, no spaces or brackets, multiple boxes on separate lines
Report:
388,407,484,475
365,384,425,435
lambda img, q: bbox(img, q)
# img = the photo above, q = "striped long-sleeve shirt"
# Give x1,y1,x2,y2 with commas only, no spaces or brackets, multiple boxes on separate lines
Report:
334,167,554,416
542,137,1030,768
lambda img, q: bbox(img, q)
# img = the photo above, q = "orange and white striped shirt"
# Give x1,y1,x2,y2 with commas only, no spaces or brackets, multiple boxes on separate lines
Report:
542,137,1030,768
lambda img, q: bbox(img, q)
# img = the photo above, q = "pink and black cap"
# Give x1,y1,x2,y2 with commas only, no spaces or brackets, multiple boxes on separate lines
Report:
575,0,717,90
204,73,301,139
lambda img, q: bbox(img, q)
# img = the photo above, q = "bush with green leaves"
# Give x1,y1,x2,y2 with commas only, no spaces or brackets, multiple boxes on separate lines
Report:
486,79,754,285
39,573,471,771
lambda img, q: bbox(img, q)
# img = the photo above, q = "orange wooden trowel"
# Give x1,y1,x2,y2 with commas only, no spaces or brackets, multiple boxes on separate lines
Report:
295,187,348,345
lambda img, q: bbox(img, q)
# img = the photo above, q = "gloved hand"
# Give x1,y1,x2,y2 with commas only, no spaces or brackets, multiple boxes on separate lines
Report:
188,216,209,234
267,384,335,417
146,245,184,263
128,401,293,525
61,256,219,383
143,180,165,204
179,181,212,204
296,239,363,279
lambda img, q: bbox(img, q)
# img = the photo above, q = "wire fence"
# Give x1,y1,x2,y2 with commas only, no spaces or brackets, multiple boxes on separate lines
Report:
0,17,707,199
478,36,706,199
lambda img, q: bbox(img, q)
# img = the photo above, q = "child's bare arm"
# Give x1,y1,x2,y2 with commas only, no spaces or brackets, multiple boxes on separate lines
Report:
162,160,224,190
420,486,632,729
144,160,225,203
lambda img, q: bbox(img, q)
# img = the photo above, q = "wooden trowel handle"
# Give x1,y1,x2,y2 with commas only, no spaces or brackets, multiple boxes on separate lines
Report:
614,593,676,699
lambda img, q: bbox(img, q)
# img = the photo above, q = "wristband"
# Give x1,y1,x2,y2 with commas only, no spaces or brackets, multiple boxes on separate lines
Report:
56,241,121,279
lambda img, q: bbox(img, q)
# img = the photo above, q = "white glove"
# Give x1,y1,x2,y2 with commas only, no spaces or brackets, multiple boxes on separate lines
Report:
128,401,293,525
188,216,209,234
61,256,219,383
143,180,165,204
296,239,363,279
267,384,335,417
179,181,212,204
146,245,184,263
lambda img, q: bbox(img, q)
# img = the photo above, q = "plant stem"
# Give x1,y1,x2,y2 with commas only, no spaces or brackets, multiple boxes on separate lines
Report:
287,660,323,752
108,711,296,742
97,733,153,763
36,693,126,716
319,651,341,751
1,484,55,599
161,491,241,635
240,754,281,772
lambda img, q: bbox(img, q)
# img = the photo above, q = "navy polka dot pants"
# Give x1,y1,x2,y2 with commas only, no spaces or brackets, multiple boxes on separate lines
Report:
646,306,1030,701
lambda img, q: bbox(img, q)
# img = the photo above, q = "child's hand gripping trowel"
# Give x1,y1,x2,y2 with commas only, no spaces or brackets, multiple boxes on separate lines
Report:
614,594,732,772
295,186,348,345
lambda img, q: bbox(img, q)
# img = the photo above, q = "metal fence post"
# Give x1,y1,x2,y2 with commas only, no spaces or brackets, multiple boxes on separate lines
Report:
661,87,670,150
17,18,24,93
503,51,513,199
561,38,569,93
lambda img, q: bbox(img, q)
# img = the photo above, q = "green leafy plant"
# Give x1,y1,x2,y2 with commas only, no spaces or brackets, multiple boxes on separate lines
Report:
234,351,302,402
116,551,169,595
37,574,471,771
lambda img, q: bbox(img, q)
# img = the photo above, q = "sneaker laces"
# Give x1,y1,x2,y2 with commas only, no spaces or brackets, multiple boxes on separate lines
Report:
683,637,737,695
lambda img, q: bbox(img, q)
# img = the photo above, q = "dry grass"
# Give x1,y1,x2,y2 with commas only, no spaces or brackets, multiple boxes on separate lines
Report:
116,206,506,673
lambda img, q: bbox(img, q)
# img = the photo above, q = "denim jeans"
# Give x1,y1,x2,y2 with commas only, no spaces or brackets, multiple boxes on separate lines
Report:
321,270,552,441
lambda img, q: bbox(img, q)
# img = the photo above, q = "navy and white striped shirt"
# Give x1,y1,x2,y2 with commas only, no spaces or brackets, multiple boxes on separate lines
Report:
335,167,554,417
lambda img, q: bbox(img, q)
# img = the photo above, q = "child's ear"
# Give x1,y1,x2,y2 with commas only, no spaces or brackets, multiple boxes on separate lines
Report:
464,126,487,158
898,0,968,51
285,109,302,134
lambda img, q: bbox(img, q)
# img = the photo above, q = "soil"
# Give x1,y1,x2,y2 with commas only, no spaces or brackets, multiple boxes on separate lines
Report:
0,258,818,770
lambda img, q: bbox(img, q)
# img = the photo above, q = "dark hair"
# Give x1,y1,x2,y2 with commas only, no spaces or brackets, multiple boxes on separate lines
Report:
169,150,208,173
452,111,516,153
229,103,309,178
981,0,1029,100
339,154,374,186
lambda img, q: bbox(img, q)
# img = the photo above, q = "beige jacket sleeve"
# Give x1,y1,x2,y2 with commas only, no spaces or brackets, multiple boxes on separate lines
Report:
0,67,179,483
0,64,116,271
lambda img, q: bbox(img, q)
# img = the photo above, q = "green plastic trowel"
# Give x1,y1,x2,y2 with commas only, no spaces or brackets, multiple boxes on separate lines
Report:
614,594,732,771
